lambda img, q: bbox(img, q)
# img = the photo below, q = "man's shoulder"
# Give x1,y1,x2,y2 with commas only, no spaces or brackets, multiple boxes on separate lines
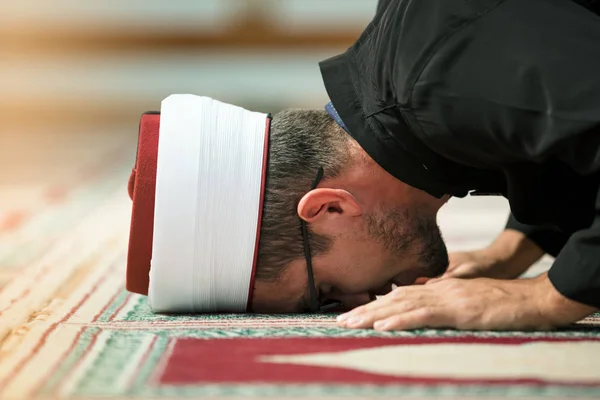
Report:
351,0,506,106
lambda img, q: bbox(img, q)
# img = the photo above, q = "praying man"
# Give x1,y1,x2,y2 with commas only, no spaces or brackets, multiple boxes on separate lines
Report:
126,0,600,331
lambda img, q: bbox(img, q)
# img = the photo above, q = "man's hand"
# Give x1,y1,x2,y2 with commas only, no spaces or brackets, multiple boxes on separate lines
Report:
336,273,597,331
425,250,513,282
421,230,546,284
412,251,513,285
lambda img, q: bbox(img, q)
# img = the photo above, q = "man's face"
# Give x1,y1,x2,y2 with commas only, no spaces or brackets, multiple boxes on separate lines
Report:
252,204,449,313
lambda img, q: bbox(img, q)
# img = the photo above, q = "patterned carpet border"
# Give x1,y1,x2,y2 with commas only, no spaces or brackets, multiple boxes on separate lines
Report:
2,146,600,399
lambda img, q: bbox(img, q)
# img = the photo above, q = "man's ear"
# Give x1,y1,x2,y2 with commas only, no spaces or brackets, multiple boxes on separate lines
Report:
297,188,362,223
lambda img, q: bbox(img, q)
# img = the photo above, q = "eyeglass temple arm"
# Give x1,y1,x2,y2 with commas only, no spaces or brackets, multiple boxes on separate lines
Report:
303,167,324,312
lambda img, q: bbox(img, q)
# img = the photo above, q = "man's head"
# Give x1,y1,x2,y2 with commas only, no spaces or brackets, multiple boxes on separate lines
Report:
252,109,450,313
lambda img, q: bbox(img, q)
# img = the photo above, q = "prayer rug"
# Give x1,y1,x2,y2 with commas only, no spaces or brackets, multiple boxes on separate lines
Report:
1,131,599,399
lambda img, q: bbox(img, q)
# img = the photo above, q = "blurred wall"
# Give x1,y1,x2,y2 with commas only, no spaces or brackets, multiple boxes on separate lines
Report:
1,0,378,129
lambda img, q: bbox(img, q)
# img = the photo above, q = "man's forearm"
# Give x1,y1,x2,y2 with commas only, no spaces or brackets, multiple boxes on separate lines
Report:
504,213,571,258
482,228,545,279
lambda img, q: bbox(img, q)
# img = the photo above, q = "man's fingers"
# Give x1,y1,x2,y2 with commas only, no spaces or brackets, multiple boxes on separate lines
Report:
373,308,450,331
337,286,419,321
338,307,393,329
413,277,430,285
337,302,400,329
342,285,416,315
338,296,436,329
425,273,456,285
340,295,394,317
428,265,481,283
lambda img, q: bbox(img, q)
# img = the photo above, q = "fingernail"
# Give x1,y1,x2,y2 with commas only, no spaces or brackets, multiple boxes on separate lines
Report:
336,313,350,323
374,321,390,331
346,317,364,327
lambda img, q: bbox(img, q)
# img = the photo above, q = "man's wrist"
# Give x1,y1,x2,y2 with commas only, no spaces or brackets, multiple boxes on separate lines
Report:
482,229,545,278
535,273,598,327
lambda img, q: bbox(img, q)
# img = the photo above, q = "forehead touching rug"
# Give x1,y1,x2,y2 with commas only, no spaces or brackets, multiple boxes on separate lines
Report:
0,130,599,400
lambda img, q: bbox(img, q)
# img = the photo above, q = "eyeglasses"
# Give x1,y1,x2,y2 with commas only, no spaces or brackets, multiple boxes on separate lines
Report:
300,167,343,313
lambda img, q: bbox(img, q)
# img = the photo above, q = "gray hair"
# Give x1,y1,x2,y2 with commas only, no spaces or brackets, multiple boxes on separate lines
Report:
255,108,351,281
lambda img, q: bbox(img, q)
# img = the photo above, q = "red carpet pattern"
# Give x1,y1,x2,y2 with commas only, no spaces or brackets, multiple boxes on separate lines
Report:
3,287,600,399
1,133,599,399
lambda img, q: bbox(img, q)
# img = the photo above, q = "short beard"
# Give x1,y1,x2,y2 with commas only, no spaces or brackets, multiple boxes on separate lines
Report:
366,208,449,278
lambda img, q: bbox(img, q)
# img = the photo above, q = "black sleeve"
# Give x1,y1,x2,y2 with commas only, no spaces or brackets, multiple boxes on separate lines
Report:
376,0,394,14
504,213,570,258
411,0,600,308
571,0,600,15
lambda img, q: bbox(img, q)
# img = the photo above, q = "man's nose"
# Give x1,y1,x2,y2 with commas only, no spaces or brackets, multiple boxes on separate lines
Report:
330,292,374,311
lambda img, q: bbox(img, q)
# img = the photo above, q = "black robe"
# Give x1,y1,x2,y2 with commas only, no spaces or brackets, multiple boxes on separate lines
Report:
319,0,600,308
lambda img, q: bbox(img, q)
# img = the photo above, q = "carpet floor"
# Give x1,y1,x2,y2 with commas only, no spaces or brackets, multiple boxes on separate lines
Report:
1,128,599,399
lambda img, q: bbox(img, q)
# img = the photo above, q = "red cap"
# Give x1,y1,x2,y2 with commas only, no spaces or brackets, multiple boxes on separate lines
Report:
126,112,160,295
125,104,270,311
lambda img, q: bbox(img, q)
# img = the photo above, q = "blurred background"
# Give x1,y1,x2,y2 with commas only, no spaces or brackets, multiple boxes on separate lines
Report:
1,0,376,127
0,0,374,205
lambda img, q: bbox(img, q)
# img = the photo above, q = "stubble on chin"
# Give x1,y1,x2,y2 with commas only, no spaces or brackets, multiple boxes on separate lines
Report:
415,218,449,278
367,208,449,279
